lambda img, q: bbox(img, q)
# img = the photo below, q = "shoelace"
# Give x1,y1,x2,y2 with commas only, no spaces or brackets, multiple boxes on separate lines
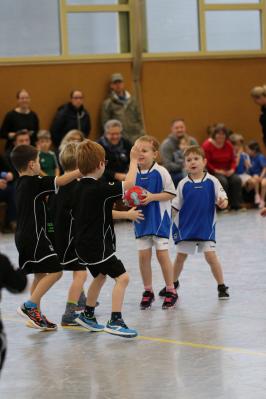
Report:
29,308,43,322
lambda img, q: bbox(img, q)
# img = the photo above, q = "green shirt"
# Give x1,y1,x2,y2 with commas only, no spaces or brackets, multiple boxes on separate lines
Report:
39,151,58,176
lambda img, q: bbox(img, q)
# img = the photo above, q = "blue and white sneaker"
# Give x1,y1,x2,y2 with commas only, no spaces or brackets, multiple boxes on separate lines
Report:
76,312,105,332
104,319,138,338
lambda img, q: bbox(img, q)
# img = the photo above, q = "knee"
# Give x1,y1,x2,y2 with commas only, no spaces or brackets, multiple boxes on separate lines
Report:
230,174,241,187
54,271,63,281
75,270,87,284
117,272,129,286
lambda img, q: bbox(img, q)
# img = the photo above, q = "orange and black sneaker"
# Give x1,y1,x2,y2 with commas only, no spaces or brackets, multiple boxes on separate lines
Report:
17,304,47,330
42,314,58,331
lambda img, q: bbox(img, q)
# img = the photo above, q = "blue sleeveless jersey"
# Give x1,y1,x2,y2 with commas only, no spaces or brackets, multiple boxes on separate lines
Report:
172,173,227,243
134,163,175,239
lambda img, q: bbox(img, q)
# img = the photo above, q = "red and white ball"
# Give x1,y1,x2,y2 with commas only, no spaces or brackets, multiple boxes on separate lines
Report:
123,186,147,207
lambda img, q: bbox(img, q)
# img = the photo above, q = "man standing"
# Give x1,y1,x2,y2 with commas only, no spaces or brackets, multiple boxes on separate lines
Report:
50,90,91,148
101,73,144,144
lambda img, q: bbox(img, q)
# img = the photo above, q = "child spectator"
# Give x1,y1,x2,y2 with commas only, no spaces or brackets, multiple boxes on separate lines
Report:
230,134,259,205
133,135,177,309
0,253,27,373
247,141,266,208
10,144,81,330
170,145,230,300
74,139,140,338
36,130,60,177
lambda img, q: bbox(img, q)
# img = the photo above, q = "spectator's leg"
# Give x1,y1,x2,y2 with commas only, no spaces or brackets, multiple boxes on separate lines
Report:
214,173,229,196
228,173,243,209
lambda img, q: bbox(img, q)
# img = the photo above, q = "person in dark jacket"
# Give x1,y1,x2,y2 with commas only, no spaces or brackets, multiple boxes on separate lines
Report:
0,89,39,150
50,90,91,148
251,86,266,147
0,253,27,373
98,119,132,182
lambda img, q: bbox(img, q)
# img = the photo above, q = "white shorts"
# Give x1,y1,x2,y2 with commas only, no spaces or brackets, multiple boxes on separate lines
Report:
176,241,216,255
239,173,251,186
137,236,169,251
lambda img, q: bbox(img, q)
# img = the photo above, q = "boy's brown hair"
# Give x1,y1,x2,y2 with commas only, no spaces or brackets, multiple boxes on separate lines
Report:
184,145,205,159
37,130,51,141
135,135,160,152
59,142,78,171
11,144,38,172
77,139,105,175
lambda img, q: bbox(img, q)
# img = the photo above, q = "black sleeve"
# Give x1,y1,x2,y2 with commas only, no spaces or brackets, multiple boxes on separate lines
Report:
86,112,91,137
0,112,13,139
0,253,27,293
35,176,56,193
100,181,123,199
50,108,66,148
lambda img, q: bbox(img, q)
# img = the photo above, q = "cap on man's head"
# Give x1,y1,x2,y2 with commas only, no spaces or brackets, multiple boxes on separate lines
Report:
111,73,124,83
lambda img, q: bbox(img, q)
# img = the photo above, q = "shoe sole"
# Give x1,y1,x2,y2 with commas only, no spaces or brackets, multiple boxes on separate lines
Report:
162,304,177,309
26,321,57,331
76,318,104,332
17,307,47,331
140,298,155,310
218,297,230,300
104,327,138,338
61,322,80,327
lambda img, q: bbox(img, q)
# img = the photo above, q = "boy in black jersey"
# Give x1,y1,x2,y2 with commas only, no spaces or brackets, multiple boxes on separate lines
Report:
75,139,140,338
10,144,81,330
53,142,87,326
0,253,27,373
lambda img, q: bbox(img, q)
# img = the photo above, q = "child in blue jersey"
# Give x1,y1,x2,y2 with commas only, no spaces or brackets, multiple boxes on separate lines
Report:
247,141,266,208
134,135,177,309
171,145,230,300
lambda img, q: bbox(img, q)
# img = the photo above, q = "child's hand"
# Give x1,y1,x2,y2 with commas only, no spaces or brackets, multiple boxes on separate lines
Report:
140,191,154,205
127,207,144,223
5,172,13,182
217,197,228,209
260,207,266,217
130,143,142,161
0,179,7,190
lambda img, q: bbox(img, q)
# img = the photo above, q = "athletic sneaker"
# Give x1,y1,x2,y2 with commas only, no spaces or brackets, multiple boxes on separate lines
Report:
162,291,178,309
105,319,138,338
42,314,58,330
61,312,79,326
218,285,230,300
76,312,105,332
17,304,47,330
140,290,155,309
158,280,180,297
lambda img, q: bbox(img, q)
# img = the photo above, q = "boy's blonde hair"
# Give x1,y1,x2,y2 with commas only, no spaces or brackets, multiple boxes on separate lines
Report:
37,130,51,141
59,142,78,171
250,86,266,98
136,135,160,152
77,139,105,175
229,133,244,146
184,145,205,159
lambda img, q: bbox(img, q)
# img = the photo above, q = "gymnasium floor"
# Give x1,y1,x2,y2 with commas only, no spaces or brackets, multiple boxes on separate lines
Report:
0,209,266,399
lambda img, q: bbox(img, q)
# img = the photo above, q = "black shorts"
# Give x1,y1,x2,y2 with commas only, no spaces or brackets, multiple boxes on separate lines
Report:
21,254,63,275
87,256,126,279
63,261,86,272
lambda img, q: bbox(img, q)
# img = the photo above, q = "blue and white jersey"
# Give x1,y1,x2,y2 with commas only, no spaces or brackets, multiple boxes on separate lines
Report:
134,162,176,239
172,173,227,244
236,152,250,175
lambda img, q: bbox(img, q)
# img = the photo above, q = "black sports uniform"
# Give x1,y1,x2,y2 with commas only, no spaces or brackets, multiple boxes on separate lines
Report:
74,177,126,278
52,181,86,271
14,175,62,274
0,253,27,372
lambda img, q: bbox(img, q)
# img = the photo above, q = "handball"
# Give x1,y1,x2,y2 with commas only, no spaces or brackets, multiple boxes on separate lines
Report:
123,186,147,207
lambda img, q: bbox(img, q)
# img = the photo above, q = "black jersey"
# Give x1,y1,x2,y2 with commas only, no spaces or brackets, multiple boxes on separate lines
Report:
53,180,79,266
15,175,59,272
74,177,123,265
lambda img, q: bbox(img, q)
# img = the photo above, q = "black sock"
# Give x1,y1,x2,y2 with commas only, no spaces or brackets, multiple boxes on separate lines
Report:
111,312,122,321
85,306,95,318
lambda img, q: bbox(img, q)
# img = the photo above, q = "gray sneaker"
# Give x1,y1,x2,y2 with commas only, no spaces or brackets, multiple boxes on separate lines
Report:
61,312,79,326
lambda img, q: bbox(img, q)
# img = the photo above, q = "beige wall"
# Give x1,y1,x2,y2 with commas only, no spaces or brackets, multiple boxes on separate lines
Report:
0,57,265,147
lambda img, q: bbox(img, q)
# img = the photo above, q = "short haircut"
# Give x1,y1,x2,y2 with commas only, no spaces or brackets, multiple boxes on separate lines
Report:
211,123,228,139
77,140,105,175
229,133,244,145
70,90,82,98
59,142,78,172
37,130,51,140
16,129,31,137
11,145,38,172
171,117,185,125
250,86,266,98
247,140,261,154
104,119,123,133
184,145,205,159
135,135,160,152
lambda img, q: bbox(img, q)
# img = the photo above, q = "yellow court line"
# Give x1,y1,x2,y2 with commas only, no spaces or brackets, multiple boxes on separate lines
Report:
3,316,266,358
